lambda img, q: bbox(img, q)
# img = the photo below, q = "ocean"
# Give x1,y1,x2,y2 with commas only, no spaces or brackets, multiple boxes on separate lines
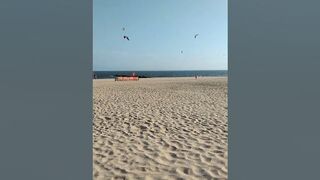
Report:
93,70,227,79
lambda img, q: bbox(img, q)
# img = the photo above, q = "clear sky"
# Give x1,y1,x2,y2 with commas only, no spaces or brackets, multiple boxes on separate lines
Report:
93,0,227,71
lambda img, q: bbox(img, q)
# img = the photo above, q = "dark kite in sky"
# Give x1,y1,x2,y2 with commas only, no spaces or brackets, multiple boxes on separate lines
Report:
123,36,130,41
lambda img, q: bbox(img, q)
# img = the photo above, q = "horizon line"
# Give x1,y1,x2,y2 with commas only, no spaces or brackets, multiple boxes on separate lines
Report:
93,69,228,72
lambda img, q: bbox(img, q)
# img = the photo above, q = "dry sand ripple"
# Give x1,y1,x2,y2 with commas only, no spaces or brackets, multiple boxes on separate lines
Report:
93,77,228,180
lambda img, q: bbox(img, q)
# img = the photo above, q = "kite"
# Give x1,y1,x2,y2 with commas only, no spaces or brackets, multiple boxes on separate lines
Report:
123,36,130,41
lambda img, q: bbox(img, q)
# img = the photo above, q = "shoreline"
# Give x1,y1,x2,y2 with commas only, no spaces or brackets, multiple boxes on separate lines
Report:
93,76,228,81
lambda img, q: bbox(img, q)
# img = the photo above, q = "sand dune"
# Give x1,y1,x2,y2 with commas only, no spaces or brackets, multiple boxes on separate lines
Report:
93,77,228,180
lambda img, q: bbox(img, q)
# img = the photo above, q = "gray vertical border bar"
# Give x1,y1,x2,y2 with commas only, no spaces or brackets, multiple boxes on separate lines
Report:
0,0,92,179
229,0,320,179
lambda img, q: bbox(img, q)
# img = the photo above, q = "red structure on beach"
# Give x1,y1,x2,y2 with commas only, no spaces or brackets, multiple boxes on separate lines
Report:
115,72,139,81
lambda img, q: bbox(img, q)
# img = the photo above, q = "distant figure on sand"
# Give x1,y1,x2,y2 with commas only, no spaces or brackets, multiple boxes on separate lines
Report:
195,75,198,79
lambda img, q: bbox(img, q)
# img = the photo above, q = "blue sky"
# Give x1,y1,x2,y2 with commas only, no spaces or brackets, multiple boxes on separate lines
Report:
93,0,227,71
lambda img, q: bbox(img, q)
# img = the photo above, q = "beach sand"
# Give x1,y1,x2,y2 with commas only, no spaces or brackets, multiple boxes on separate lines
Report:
93,77,228,180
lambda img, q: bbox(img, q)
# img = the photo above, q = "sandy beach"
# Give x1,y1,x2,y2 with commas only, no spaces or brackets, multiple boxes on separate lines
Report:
93,77,228,180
